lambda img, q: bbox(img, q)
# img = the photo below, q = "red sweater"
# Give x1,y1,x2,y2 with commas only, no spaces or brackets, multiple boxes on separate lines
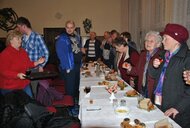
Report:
0,45,35,90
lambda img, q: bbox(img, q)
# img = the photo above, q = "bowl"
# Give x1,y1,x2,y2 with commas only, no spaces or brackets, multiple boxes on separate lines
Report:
115,106,129,116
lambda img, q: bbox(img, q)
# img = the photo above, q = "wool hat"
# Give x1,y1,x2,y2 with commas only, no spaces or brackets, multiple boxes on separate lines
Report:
160,23,189,43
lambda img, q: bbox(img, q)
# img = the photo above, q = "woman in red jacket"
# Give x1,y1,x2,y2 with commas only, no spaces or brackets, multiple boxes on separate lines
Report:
123,31,162,100
0,30,45,97
113,37,139,89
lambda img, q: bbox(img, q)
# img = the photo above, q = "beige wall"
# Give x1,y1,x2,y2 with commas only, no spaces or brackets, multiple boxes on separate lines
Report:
0,0,122,37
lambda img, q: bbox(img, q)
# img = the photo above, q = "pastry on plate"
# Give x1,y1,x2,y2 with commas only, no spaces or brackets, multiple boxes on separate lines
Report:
139,98,155,111
154,118,173,128
126,89,138,97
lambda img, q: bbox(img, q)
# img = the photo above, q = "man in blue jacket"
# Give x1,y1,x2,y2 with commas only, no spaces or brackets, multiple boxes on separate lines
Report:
56,20,83,117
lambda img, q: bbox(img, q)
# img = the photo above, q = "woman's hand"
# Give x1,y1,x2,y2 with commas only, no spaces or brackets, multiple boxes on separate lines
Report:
17,73,26,79
122,62,132,72
153,58,162,68
34,57,45,66
164,108,179,118
183,70,190,85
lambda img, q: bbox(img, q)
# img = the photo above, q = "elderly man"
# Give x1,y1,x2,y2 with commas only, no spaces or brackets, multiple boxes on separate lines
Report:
148,23,190,128
84,31,102,62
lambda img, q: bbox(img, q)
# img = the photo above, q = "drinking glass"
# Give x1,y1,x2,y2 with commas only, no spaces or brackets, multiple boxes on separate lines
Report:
84,86,91,94
137,94,144,107
120,99,126,106
113,99,119,108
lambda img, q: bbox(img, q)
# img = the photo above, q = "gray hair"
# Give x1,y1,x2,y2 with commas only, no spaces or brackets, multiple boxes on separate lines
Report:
145,31,162,44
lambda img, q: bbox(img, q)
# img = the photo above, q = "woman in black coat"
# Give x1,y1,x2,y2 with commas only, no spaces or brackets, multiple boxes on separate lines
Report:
148,23,190,128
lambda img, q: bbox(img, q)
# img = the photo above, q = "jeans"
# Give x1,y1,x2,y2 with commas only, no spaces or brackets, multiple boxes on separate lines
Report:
60,63,80,98
0,85,33,98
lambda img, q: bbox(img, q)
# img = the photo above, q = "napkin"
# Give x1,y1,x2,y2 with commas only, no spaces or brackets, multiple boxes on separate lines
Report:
86,106,101,111
85,92,91,98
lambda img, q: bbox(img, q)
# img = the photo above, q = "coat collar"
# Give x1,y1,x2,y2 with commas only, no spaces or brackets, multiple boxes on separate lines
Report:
159,43,189,58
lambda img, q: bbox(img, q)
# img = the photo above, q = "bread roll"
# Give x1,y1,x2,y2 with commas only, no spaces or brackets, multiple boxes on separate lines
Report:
154,118,173,128
139,98,154,111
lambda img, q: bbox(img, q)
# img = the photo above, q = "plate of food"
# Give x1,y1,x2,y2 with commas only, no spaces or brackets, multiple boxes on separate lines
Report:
154,118,173,128
117,80,127,90
125,89,138,97
121,118,146,128
115,106,129,116
98,80,110,86
81,70,92,77
138,98,155,111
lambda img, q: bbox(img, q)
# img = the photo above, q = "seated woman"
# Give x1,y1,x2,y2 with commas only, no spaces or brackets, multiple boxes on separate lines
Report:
0,30,45,98
122,31,162,100
113,37,139,88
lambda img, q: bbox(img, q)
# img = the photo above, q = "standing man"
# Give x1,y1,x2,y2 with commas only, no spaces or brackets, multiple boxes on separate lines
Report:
56,20,83,116
16,17,49,98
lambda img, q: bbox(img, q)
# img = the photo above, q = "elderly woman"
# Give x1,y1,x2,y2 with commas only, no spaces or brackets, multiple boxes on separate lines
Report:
148,23,190,128
0,30,45,97
113,37,139,88
123,31,162,99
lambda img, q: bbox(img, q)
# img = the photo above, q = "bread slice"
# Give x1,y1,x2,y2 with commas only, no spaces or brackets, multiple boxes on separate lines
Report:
139,98,154,111
154,118,173,128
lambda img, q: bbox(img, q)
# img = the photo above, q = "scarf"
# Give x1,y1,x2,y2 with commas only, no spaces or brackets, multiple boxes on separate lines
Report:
154,48,179,105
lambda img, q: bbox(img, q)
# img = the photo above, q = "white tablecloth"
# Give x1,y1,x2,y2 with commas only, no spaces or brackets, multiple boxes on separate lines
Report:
79,65,181,128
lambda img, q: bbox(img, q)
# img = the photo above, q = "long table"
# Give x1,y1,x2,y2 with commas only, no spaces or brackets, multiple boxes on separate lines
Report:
79,64,181,128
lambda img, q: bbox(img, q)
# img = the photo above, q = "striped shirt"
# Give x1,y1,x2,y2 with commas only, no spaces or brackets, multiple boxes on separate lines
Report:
88,41,95,57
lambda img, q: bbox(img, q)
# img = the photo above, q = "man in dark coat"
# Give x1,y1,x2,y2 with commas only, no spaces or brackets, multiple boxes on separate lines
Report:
148,23,190,128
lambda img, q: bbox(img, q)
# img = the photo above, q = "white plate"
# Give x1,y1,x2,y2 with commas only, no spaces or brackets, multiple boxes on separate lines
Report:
115,106,129,116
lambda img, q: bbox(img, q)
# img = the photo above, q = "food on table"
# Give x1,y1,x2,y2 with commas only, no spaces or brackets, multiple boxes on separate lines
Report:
98,80,110,85
121,121,133,128
117,80,127,90
134,119,140,125
105,73,117,81
139,98,155,111
126,89,138,97
82,67,89,70
115,106,129,116
124,118,130,123
154,118,173,128
121,118,146,128
115,109,128,113
82,70,92,77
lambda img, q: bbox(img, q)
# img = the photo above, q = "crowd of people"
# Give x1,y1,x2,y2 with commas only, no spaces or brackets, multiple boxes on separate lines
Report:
0,16,190,127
